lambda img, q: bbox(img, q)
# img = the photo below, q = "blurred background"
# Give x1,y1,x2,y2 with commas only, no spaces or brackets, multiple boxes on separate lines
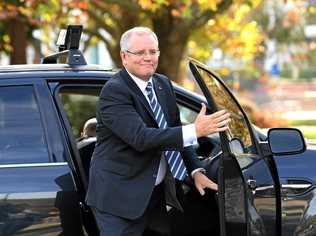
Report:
1,0,316,140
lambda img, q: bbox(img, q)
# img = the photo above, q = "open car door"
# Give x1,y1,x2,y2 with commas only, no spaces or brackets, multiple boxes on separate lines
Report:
189,59,282,236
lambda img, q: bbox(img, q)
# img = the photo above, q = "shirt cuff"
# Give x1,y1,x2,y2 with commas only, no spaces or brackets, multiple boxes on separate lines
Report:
182,124,198,147
191,168,206,178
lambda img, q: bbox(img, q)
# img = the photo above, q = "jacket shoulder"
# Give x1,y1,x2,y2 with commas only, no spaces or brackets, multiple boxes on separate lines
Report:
103,70,126,88
153,73,169,82
153,73,172,88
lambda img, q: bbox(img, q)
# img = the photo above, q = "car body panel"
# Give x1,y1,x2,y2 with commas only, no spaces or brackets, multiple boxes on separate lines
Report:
0,164,84,235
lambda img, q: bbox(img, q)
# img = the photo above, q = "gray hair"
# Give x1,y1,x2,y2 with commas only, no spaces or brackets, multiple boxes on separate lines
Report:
120,27,158,51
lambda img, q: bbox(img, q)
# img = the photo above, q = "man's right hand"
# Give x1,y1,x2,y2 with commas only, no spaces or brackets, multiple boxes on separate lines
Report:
195,103,231,138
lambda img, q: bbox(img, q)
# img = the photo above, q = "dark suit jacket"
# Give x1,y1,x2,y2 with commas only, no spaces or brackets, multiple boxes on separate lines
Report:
86,68,202,220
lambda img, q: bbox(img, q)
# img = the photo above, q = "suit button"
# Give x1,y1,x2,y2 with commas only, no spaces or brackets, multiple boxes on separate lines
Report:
153,174,157,178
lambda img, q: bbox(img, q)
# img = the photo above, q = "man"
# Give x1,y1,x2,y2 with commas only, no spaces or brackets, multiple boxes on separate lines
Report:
77,118,97,175
86,27,230,236
81,117,97,138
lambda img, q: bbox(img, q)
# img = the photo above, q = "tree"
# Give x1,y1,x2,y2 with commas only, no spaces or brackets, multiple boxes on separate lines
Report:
0,0,62,64
80,0,258,83
253,0,307,78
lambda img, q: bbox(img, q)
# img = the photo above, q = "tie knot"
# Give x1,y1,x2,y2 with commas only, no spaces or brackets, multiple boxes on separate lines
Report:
146,82,153,92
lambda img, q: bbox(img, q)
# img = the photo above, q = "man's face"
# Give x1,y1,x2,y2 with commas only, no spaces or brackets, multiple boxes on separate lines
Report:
121,33,159,81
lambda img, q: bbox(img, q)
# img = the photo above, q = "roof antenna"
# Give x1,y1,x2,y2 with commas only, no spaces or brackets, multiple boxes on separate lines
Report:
42,25,87,66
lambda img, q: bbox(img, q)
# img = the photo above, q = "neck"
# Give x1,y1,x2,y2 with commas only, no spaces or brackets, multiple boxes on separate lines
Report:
125,68,152,81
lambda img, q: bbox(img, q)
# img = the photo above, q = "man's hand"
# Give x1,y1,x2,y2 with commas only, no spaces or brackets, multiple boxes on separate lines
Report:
193,171,218,196
195,103,231,138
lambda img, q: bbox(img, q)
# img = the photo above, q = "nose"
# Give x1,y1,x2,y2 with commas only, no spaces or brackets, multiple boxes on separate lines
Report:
143,52,152,59
142,57,152,63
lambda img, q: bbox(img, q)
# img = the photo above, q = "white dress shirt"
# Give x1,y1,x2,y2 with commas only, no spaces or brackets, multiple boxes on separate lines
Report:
126,70,201,185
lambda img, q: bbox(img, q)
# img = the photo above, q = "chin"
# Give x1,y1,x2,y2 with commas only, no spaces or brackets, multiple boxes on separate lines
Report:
138,73,153,81
143,70,155,76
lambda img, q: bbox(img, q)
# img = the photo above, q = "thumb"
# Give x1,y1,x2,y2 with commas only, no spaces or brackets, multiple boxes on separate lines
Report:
196,184,205,196
198,103,206,116
198,186,205,196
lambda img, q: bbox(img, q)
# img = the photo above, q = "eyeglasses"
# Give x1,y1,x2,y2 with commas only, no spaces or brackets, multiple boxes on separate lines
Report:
125,49,160,57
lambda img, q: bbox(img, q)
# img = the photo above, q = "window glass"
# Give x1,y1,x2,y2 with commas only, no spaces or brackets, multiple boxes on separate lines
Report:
58,86,101,139
194,66,257,155
0,86,49,164
178,104,197,125
58,85,102,176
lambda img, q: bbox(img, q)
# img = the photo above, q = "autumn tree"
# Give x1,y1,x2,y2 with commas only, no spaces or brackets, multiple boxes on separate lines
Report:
78,0,263,83
0,0,62,64
253,0,307,78
0,0,264,82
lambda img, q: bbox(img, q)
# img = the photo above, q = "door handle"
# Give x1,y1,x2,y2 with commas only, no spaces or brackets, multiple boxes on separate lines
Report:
247,179,257,190
79,201,90,213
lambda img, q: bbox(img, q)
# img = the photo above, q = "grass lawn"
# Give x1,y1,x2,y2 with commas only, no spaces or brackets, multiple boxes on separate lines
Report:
292,125,316,140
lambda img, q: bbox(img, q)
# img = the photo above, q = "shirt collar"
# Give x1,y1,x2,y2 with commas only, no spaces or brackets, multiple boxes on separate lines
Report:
125,69,153,94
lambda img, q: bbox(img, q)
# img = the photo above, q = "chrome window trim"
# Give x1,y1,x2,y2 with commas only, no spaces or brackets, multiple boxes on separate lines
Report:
0,162,68,169
0,191,57,200
282,184,312,189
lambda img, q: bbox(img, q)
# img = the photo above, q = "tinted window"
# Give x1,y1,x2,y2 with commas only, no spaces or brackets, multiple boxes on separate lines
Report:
178,104,197,125
194,66,257,156
58,86,101,138
0,86,49,164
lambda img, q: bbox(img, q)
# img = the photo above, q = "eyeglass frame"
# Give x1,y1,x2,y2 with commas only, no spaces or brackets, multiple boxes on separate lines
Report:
125,49,160,57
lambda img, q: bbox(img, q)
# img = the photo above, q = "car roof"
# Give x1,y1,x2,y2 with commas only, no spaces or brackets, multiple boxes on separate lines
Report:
0,63,203,103
0,64,117,79
0,63,115,73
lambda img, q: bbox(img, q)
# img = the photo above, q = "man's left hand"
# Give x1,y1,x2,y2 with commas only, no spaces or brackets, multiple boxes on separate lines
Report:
193,171,218,196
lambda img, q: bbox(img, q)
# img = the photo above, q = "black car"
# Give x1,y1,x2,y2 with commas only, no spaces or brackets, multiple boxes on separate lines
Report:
0,25,314,236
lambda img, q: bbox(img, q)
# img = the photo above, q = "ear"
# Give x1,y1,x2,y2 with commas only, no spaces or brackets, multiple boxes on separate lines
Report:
120,51,127,65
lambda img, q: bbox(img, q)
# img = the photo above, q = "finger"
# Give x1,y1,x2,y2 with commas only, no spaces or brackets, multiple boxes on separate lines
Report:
206,118,230,130
197,186,205,196
212,112,231,123
205,113,230,125
207,117,230,129
205,180,218,191
216,118,231,128
216,125,230,132
198,103,207,116
210,184,218,191
207,110,226,119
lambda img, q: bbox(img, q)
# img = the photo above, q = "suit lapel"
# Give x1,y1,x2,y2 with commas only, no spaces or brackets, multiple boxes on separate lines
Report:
152,76,171,125
119,69,156,123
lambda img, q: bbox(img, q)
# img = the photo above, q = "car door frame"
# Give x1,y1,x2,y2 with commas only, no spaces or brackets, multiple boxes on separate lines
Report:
188,59,282,236
48,77,109,235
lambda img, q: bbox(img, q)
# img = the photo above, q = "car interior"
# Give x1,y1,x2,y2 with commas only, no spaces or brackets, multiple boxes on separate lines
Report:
76,125,222,236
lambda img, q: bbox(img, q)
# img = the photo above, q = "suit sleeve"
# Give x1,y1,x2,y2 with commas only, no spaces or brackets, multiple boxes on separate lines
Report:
167,79,203,173
98,80,184,152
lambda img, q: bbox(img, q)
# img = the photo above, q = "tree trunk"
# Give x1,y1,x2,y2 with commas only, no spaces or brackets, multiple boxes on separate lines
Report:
30,38,42,64
103,8,142,69
155,30,189,84
153,14,190,84
8,18,27,64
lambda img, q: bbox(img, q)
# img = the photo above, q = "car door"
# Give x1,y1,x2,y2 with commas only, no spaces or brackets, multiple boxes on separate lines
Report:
48,79,106,235
0,81,85,235
189,59,282,236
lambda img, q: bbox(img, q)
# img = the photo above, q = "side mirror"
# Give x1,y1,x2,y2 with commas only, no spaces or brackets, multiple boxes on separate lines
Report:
268,128,306,155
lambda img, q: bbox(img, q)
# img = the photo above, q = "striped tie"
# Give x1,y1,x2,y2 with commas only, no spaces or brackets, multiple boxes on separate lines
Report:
145,81,187,180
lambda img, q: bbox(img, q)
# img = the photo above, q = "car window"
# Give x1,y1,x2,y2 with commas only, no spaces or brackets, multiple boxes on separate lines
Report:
57,85,102,139
194,67,258,158
178,104,197,125
0,86,49,164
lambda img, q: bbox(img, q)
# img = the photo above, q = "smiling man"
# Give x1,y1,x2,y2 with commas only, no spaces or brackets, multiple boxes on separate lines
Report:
86,27,230,236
